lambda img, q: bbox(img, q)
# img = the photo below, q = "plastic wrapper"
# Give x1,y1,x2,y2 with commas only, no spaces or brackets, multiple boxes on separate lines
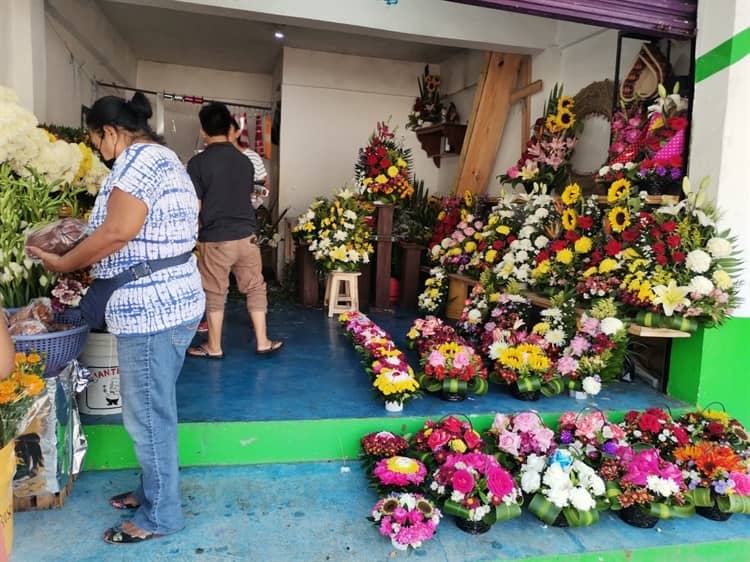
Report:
7,297,55,326
13,362,87,498
25,218,88,256
8,320,48,336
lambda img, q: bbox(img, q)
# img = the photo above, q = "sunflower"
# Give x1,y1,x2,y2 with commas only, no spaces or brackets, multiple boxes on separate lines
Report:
545,115,561,133
557,96,574,112
562,208,578,231
561,183,581,205
463,190,474,207
555,109,575,130
607,178,631,203
608,206,631,233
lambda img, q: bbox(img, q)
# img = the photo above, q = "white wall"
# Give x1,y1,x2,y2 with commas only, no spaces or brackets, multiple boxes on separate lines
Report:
278,47,441,217
136,61,272,162
44,0,138,126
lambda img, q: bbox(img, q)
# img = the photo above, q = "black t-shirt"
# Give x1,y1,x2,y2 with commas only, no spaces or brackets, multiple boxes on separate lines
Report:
187,142,257,242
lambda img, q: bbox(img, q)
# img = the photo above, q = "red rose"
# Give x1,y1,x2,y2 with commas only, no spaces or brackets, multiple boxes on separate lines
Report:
379,158,391,169
650,228,663,240
655,254,669,265
464,430,482,450
708,422,725,437
493,240,505,250
653,242,666,255
366,155,378,166
427,428,451,450
638,412,662,433
369,168,379,177
666,235,681,249
376,147,387,158
577,216,593,229
605,239,622,256
671,251,686,263
551,240,568,252
668,155,683,168
536,251,550,264
624,411,639,424
661,221,677,233
621,229,639,243
672,425,689,445
443,416,463,435
564,231,581,242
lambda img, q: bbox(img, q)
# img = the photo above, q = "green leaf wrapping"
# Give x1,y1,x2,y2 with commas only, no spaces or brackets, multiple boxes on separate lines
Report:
484,502,522,524
687,487,714,508
635,311,698,333
516,376,542,394
648,501,695,519
443,499,472,520
605,481,623,510
563,506,600,527
716,494,750,514
540,377,566,397
528,493,562,525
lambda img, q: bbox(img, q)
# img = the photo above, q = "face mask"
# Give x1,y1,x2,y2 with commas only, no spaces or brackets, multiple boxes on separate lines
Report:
102,156,116,170
97,130,118,169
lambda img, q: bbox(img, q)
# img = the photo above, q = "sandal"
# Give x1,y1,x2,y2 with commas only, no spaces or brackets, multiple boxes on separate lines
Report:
109,491,140,510
103,525,162,545
187,344,224,360
256,341,284,356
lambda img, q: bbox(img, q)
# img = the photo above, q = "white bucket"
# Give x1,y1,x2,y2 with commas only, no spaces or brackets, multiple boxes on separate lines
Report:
77,332,121,415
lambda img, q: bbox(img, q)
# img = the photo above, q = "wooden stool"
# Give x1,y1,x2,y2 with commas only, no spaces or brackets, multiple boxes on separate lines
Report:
324,271,361,317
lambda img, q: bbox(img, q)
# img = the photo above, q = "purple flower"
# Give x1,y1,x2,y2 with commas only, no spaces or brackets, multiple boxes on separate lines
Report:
670,167,682,180
656,166,667,177
602,441,618,455
713,479,732,495
560,430,573,444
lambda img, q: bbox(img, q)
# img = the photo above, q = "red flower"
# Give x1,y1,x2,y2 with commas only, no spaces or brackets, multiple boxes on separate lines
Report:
376,147,387,158
708,422,725,437
621,229,639,243
493,240,505,250
464,430,481,450
536,251,550,264
650,228,663,240
427,429,451,450
564,230,581,242
366,155,378,166
577,215,593,229
590,251,603,264
605,239,622,256
653,242,666,255
624,411,639,424
379,158,391,169
661,221,677,233
672,251,686,264
639,412,662,433
672,425,689,445
668,155,683,168
668,117,688,131
443,416,463,435
507,236,517,245
655,254,669,265
369,168,379,177
666,235,681,249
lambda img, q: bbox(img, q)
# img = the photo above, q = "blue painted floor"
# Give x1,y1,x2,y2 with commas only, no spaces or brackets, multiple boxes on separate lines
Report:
81,302,686,426
13,461,750,562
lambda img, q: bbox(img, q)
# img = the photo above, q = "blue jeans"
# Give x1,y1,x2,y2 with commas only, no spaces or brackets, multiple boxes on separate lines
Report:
116,318,199,534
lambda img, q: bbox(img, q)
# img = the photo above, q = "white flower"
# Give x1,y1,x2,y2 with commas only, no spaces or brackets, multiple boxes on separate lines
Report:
337,188,354,200
546,487,571,509
515,250,529,263
588,475,606,497
333,230,348,242
521,471,541,494
706,237,732,259
712,269,733,290
598,165,610,176
688,275,714,296
524,454,547,474
624,162,637,170
543,463,571,490
611,163,624,171
544,329,565,346
467,309,482,324
569,487,595,511
343,210,357,221
519,226,535,239
599,317,624,336
582,376,602,396
534,235,549,249
685,249,711,273
647,475,680,498
451,490,465,503
535,207,549,219
488,340,508,360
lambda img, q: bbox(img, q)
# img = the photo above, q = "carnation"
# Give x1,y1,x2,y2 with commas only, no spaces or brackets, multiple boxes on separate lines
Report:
706,237,732,259
712,269,733,290
568,486,596,511
582,376,602,396
688,275,714,297
685,249,711,273
521,470,541,493
599,317,624,336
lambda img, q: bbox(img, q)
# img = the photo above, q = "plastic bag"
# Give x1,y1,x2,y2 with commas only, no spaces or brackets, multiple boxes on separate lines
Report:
8,320,48,336
8,297,55,326
25,218,88,256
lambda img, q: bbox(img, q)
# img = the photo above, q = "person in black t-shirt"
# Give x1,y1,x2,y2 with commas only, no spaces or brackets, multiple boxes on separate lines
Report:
186,103,283,359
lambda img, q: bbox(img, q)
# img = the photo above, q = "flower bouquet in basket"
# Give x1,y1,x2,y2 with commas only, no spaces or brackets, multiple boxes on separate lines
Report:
602,447,693,528
410,416,485,469
485,412,556,471
418,339,488,401
428,214,485,277
355,121,414,204
521,449,608,527
429,452,522,534
371,455,429,496
477,289,533,354
492,338,558,401
618,408,689,461
361,431,410,474
674,442,750,521
405,317,456,355
556,410,627,470
0,352,46,448
370,493,442,551
677,408,750,460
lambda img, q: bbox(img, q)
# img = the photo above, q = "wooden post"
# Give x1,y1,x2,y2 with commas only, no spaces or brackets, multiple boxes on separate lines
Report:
358,262,371,313
399,243,423,309
295,243,318,307
373,204,394,310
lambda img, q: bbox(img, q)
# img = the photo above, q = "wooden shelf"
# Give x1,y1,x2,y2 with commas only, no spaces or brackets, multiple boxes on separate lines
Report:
415,123,467,168
627,324,691,338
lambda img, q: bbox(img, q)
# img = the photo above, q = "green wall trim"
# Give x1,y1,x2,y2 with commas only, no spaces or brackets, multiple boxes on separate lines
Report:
695,27,750,82
82,409,688,471
516,539,750,562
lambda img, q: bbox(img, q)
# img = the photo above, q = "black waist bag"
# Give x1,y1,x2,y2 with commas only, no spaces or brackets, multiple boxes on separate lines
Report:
80,252,193,330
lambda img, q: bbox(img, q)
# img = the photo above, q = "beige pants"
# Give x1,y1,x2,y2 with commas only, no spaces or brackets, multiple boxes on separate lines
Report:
198,235,267,313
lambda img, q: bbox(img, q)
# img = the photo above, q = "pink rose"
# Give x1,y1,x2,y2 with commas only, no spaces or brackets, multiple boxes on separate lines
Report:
496,430,521,457
492,413,510,431
558,412,577,428
465,227,476,236
464,430,482,450
428,350,446,367
452,469,475,494
507,167,520,179
427,428,451,450
576,417,598,439
487,467,515,500
533,427,555,453
730,472,750,496
513,412,541,433
453,351,470,370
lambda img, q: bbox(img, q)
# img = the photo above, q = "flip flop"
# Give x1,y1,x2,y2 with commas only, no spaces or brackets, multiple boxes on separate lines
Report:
109,491,140,510
256,341,284,356
187,344,224,360
103,525,162,545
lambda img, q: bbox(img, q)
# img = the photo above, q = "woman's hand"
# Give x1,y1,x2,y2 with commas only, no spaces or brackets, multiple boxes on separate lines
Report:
25,247,72,273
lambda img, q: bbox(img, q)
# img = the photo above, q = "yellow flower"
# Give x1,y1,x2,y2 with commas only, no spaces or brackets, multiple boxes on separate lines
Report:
450,439,468,453
375,174,388,185
489,292,500,303
528,354,549,372
534,259,551,276
546,115,561,133
439,342,462,357
561,183,581,205
374,371,419,396
488,215,499,226
562,208,577,231
20,375,44,396
574,236,592,254
607,179,631,203
0,380,18,404
622,248,640,260
387,165,399,178
598,258,618,274
638,280,654,302
407,328,419,339
652,280,690,316
556,248,573,265
437,211,446,221
396,158,407,168
533,322,550,335
702,410,730,425
330,245,348,262
557,96,574,112
463,191,474,207
496,225,511,235
385,456,422,474
583,266,597,278
556,109,575,130
485,249,498,263
500,348,522,369
608,206,631,233
464,241,477,253
363,177,373,187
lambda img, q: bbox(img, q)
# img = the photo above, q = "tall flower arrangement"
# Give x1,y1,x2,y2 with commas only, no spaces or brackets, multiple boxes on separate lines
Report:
355,121,414,203
406,66,443,131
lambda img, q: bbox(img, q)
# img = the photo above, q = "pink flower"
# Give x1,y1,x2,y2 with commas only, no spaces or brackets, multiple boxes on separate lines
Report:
408,509,424,524
569,335,590,356
507,167,520,179
492,413,510,431
428,350,446,367
558,411,577,427
392,507,408,524
581,317,600,336
609,424,626,442
576,417,598,439
453,351,470,370
730,472,750,496
533,427,555,453
452,469,475,494
427,429,451,450
380,516,393,536
487,467,516,500
513,412,541,433
496,430,521,457
556,355,579,376
465,227,476,236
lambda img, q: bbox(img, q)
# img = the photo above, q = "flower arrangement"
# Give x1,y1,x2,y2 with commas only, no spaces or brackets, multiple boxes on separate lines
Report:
674,442,750,518
556,410,627,469
418,338,488,399
373,455,429,493
406,66,443,131
294,189,374,273
361,431,410,460
486,412,556,469
405,316,455,356
521,449,608,527
603,447,693,526
0,351,47,447
428,191,482,250
677,409,750,459
619,408,689,461
430,452,522,530
428,214,486,277
417,267,448,316
494,340,554,397
499,84,578,193
476,288,532,353
339,312,420,409
410,416,485,468
370,493,442,551
355,121,414,203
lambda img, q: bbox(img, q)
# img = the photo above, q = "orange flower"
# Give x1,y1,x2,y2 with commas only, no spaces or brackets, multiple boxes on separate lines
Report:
0,379,19,405
14,352,26,368
20,375,45,397
675,442,745,478
26,353,42,365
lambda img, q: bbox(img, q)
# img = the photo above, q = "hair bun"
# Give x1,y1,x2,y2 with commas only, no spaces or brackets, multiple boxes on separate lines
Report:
128,92,153,121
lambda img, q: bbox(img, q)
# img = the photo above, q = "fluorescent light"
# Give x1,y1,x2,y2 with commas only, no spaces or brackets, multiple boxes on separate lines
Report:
274,30,285,39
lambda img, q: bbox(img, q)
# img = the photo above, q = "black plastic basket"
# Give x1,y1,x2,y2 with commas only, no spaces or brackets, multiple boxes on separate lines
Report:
696,504,733,522
619,505,659,528
455,517,491,534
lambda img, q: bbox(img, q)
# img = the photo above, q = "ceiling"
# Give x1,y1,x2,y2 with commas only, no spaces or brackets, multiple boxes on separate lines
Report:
99,1,467,74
